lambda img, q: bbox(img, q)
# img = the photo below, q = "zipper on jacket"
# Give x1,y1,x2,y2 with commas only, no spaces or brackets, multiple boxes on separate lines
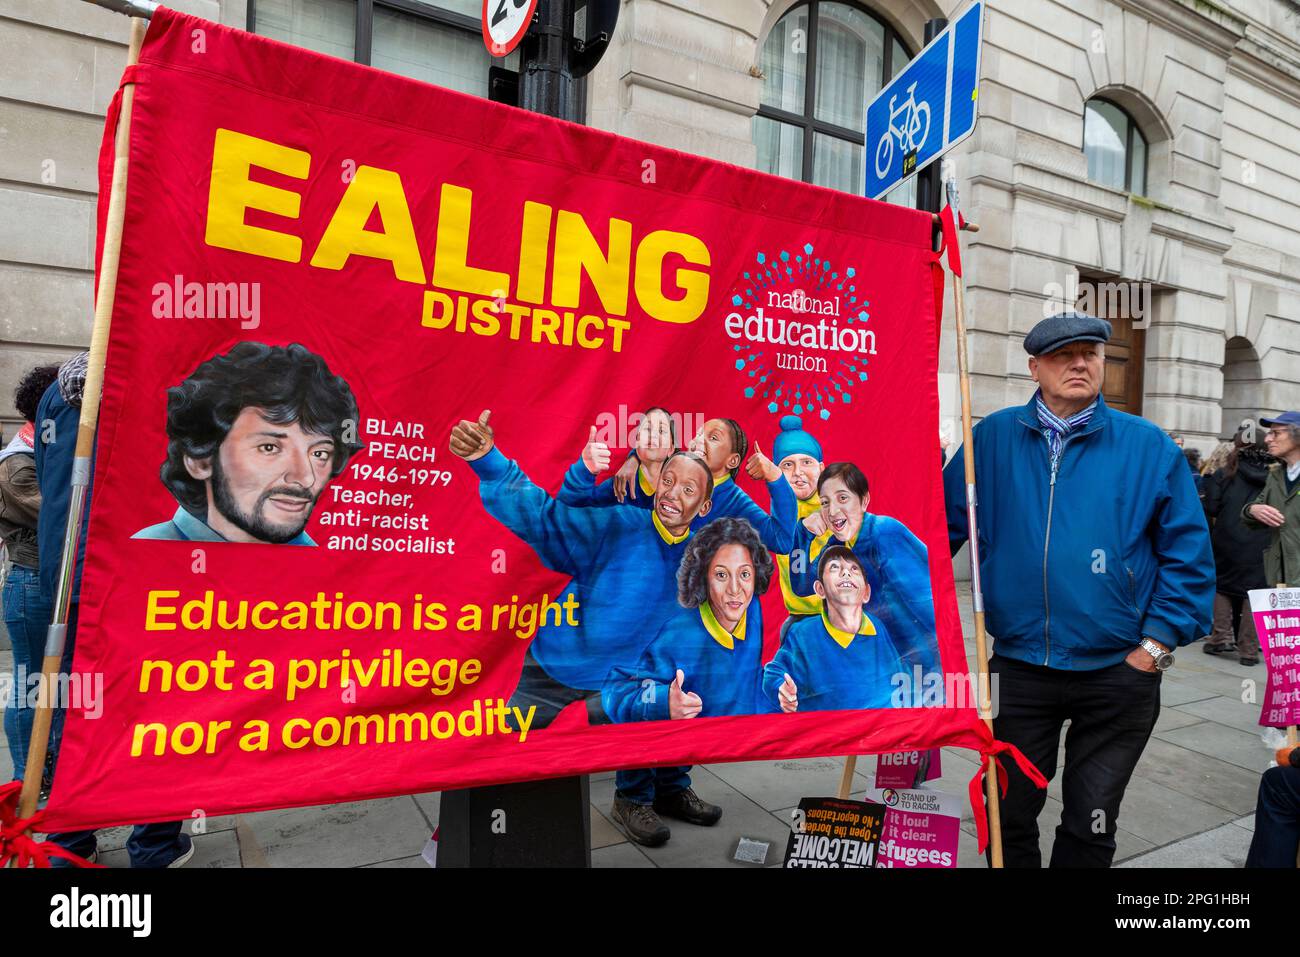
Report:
1042,428,1087,666
1043,459,1057,666
1028,412,1101,667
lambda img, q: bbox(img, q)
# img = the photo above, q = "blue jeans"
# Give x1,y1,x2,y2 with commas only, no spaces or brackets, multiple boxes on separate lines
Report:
615,767,691,805
52,821,189,868
3,563,51,782
44,602,188,867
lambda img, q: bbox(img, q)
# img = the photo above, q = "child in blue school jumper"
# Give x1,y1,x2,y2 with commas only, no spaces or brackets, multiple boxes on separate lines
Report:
450,412,715,714
785,461,940,679
603,518,773,723
564,414,799,554
449,410,724,846
764,545,906,713
770,415,828,618
559,406,676,511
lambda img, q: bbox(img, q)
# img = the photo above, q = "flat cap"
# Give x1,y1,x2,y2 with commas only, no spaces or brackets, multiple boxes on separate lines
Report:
1024,311,1112,356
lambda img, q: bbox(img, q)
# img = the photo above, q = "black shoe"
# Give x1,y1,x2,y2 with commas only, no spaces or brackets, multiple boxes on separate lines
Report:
611,797,670,847
653,788,722,827
1202,642,1236,657
1239,657,1259,667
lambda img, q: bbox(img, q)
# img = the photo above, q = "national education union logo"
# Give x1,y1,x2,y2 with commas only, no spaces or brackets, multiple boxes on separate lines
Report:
722,243,875,421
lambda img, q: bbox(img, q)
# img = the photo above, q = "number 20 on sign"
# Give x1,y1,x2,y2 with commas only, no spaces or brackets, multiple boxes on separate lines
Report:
482,0,539,57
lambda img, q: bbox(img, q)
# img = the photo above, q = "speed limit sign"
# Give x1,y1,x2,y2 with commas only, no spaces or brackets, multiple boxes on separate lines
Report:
482,0,539,57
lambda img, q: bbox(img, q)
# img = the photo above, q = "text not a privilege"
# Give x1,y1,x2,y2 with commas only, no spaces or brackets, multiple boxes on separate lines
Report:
140,646,487,702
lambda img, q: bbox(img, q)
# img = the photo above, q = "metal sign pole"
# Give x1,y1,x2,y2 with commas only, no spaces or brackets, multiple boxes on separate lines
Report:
440,0,592,867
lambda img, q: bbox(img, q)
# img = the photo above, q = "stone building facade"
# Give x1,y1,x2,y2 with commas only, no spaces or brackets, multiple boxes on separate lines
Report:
3,0,1299,448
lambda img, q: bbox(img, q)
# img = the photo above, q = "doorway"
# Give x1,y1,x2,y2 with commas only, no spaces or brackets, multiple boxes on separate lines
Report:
1077,274,1147,414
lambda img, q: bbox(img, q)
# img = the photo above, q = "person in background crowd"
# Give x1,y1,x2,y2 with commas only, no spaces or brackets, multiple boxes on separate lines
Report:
1202,430,1273,665
1183,448,1205,500
1245,744,1300,868
1242,411,1300,587
1201,441,1233,480
1,364,60,783
944,312,1214,868
36,352,194,868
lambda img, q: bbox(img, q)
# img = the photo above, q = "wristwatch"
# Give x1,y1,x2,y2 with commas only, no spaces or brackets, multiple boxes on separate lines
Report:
1140,637,1175,671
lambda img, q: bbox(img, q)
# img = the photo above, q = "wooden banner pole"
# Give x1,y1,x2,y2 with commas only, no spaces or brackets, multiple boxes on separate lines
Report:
16,16,148,826
834,211,978,803
836,756,858,800
943,163,1004,868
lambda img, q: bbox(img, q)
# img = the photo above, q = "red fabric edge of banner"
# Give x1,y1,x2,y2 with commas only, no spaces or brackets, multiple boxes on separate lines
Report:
938,204,962,279
0,782,103,869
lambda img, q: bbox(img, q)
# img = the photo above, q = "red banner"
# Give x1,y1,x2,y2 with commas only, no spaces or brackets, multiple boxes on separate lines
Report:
43,7,991,831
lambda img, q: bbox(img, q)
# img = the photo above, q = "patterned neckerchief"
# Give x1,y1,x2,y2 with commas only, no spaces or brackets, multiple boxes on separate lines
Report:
1035,392,1097,472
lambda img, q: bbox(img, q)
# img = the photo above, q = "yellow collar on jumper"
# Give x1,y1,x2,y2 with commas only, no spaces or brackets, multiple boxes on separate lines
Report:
809,528,856,564
637,465,655,497
820,605,877,650
713,473,732,487
652,510,690,544
797,494,822,520
776,554,825,616
701,601,747,650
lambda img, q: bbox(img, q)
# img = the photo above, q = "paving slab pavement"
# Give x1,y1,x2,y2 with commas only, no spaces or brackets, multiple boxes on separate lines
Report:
1,583,1278,868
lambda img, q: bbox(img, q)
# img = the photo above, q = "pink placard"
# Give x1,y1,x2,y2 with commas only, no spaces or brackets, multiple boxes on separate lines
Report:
865,786,962,868
1250,588,1300,728
874,748,943,788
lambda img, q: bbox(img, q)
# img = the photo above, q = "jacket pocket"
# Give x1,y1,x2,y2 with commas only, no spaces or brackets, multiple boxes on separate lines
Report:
1124,565,1142,617
1078,564,1143,650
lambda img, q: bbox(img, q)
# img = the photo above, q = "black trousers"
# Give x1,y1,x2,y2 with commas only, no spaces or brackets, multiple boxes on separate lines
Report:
989,653,1161,868
507,650,610,729
1245,765,1300,868
507,651,688,806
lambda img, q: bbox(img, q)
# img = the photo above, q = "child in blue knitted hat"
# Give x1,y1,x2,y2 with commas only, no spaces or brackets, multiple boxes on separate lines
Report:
772,415,827,617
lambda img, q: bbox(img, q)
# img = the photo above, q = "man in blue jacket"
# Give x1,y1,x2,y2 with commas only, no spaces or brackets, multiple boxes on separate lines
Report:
944,312,1213,868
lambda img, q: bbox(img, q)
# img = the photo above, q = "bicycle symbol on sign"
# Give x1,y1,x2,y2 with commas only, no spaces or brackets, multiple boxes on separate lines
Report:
874,81,931,178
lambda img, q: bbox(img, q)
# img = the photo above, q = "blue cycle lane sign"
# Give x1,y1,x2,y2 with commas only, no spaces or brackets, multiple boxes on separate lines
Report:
865,1,984,199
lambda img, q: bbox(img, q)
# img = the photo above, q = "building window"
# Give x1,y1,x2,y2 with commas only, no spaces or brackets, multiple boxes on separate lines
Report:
754,1,914,204
251,0,518,99
1083,98,1147,195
